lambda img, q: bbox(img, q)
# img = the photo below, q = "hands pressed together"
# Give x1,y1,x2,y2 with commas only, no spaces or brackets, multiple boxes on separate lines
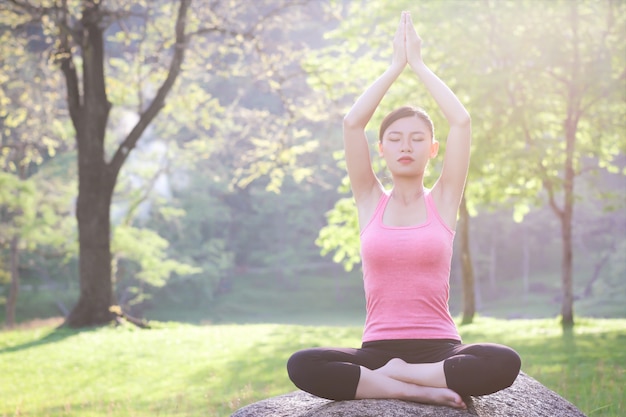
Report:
392,11,424,71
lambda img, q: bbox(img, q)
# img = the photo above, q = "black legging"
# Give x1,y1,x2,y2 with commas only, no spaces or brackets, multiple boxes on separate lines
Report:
287,339,521,401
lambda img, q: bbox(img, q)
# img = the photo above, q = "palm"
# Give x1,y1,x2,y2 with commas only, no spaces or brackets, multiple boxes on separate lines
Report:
405,14,423,67
392,12,407,68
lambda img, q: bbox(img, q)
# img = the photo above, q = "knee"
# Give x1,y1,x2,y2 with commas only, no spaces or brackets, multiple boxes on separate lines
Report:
287,349,316,388
497,346,522,388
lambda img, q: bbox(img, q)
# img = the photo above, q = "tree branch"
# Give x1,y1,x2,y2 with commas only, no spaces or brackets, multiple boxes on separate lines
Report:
56,0,82,129
108,0,191,177
507,84,565,219
539,167,564,220
580,67,626,116
546,68,570,86
520,118,565,219
121,157,170,227
188,0,314,41
188,24,255,40
248,0,314,34
5,0,57,18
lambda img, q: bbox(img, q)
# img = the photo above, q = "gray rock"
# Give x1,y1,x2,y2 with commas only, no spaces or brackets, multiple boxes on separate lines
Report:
231,372,586,417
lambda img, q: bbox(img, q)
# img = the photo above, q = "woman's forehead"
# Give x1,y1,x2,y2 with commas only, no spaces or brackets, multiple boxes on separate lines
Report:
386,116,429,133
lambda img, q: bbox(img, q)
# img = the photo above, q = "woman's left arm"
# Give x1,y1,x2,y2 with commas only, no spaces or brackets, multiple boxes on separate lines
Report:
406,13,471,220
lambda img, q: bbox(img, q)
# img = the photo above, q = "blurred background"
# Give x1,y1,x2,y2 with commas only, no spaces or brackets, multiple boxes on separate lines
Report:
1,0,624,329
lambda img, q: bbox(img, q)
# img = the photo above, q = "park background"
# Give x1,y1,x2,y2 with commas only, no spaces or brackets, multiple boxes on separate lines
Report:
0,0,624,416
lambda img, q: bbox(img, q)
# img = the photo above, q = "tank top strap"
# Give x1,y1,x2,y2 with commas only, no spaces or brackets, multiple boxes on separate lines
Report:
374,191,391,221
424,190,454,235
424,190,436,211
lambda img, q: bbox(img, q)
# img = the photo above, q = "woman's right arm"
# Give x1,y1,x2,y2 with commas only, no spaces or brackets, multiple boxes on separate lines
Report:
343,12,407,204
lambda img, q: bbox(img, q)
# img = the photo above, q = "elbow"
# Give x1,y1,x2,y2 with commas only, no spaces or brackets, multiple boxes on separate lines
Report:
452,112,471,129
343,113,363,130
461,111,471,127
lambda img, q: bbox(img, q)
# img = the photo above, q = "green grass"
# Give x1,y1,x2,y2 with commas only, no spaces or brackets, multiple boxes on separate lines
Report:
2,268,624,416
1,317,624,417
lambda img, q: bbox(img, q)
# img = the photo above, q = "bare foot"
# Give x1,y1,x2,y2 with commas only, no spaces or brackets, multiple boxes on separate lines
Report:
378,358,410,379
405,385,467,409
378,358,444,385
378,358,466,409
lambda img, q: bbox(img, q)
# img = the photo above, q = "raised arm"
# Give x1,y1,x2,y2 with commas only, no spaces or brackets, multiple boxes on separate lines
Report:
343,13,407,204
406,13,471,219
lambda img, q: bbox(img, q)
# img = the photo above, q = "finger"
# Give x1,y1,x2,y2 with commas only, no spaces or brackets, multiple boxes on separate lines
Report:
402,12,407,39
407,12,419,36
395,11,404,35
404,14,416,39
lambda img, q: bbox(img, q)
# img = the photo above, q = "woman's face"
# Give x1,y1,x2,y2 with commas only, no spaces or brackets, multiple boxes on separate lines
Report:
379,116,438,177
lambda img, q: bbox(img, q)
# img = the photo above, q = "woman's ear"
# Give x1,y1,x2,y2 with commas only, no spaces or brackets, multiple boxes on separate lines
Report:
378,141,384,157
429,140,439,158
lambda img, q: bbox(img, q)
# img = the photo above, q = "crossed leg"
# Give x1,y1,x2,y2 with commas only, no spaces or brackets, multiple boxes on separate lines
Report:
355,361,466,409
287,341,520,410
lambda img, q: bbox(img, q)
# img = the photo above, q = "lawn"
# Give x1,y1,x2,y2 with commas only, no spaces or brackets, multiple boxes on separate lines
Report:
1,317,624,417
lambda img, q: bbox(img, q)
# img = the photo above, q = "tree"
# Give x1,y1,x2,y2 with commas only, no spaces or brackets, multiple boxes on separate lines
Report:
480,0,626,327
4,0,322,327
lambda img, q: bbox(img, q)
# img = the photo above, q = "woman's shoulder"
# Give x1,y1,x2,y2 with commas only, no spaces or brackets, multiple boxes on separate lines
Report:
356,185,387,231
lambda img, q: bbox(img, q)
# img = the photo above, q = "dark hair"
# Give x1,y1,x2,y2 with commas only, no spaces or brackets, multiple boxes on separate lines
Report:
378,106,435,143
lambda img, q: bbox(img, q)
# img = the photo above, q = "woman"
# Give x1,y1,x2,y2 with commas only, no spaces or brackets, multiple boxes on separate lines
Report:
287,12,521,409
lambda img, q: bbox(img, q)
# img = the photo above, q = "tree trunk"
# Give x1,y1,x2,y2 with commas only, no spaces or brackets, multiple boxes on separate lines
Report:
489,229,496,292
65,177,116,327
459,193,476,325
582,249,612,298
5,236,20,328
522,223,530,302
560,210,574,327
63,3,115,327
560,136,575,328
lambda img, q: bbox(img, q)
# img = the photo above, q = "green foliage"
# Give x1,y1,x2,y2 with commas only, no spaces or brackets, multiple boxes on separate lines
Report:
28,157,77,254
112,225,200,286
0,167,74,252
470,0,626,202
0,19,70,172
145,174,235,298
316,197,360,271
0,172,36,231
0,174,33,285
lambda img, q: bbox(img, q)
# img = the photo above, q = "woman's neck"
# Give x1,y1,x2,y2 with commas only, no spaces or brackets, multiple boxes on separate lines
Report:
390,177,425,205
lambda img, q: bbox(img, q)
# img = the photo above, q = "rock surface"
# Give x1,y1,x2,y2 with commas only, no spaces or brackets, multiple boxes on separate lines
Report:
231,372,586,417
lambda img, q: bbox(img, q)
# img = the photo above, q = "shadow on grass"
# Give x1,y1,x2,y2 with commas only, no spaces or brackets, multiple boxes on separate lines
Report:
187,325,362,414
0,326,91,354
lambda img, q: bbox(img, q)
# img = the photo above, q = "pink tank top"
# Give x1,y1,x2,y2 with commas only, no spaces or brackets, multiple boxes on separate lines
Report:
360,190,460,343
